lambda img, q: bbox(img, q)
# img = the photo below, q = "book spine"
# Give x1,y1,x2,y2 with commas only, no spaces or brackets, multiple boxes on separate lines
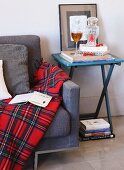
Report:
60,53,73,63
80,126,111,133
79,133,115,141
83,131,111,137
80,122,110,131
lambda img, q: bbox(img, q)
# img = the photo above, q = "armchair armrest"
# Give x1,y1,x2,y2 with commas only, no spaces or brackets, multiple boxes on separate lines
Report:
62,80,80,118
62,80,80,146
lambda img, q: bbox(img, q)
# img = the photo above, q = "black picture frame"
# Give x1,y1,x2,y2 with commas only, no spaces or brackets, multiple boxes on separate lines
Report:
59,4,97,51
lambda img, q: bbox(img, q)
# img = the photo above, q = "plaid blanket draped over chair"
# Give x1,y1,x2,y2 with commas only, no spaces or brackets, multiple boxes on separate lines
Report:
0,63,69,170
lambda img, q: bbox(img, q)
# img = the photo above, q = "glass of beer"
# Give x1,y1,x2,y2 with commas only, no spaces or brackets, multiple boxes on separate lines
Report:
71,26,83,55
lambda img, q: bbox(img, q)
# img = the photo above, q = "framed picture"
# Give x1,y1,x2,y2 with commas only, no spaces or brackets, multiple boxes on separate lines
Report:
59,4,97,51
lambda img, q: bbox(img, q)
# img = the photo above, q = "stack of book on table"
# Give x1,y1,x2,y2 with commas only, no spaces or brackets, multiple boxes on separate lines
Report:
60,44,115,63
79,118,112,141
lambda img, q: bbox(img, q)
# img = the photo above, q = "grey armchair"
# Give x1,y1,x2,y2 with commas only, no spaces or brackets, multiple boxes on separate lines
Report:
0,35,80,170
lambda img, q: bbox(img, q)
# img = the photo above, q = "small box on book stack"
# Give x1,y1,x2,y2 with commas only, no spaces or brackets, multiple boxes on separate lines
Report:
80,118,111,140
79,44,108,56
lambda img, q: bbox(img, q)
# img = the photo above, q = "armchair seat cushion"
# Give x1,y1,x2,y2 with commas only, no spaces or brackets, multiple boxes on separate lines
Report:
44,106,70,138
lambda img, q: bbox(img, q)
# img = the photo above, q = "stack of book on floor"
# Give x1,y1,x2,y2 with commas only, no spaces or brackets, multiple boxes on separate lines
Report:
79,118,112,141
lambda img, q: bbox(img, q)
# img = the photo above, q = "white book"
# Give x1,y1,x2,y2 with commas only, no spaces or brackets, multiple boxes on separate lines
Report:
60,51,83,63
60,51,114,63
80,119,110,131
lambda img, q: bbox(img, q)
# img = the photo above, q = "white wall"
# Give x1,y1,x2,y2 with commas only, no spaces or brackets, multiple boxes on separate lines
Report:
0,0,124,116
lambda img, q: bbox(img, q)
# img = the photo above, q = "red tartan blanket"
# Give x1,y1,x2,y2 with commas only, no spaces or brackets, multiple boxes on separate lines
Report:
0,62,69,170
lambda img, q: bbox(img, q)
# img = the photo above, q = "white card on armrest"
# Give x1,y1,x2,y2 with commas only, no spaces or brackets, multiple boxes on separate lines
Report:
28,91,52,107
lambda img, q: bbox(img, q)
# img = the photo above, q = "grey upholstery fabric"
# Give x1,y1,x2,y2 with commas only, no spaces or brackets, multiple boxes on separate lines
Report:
0,35,42,87
0,35,80,170
44,106,70,138
0,44,30,96
36,80,80,152
62,80,80,118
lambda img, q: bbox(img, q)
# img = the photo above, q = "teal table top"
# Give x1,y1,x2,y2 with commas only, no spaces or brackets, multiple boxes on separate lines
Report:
52,53,124,67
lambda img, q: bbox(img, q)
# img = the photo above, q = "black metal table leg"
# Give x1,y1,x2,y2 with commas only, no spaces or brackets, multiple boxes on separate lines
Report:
58,63,62,68
101,65,113,133
69,67,74,79
94,64,115,121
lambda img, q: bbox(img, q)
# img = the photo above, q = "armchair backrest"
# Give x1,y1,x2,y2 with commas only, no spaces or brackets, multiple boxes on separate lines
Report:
0,35,42,87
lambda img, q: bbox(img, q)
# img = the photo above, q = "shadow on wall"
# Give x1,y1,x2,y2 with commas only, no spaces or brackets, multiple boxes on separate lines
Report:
40,36,56,64
97,16,106,44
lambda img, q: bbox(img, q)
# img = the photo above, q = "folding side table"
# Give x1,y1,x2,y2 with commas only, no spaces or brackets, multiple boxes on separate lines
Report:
52,53,124,138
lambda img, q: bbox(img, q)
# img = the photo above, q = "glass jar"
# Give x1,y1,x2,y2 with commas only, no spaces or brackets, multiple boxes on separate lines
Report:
86,17,99,46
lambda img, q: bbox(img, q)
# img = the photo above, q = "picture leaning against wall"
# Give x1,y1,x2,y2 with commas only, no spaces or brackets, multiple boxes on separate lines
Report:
59,4,97,51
